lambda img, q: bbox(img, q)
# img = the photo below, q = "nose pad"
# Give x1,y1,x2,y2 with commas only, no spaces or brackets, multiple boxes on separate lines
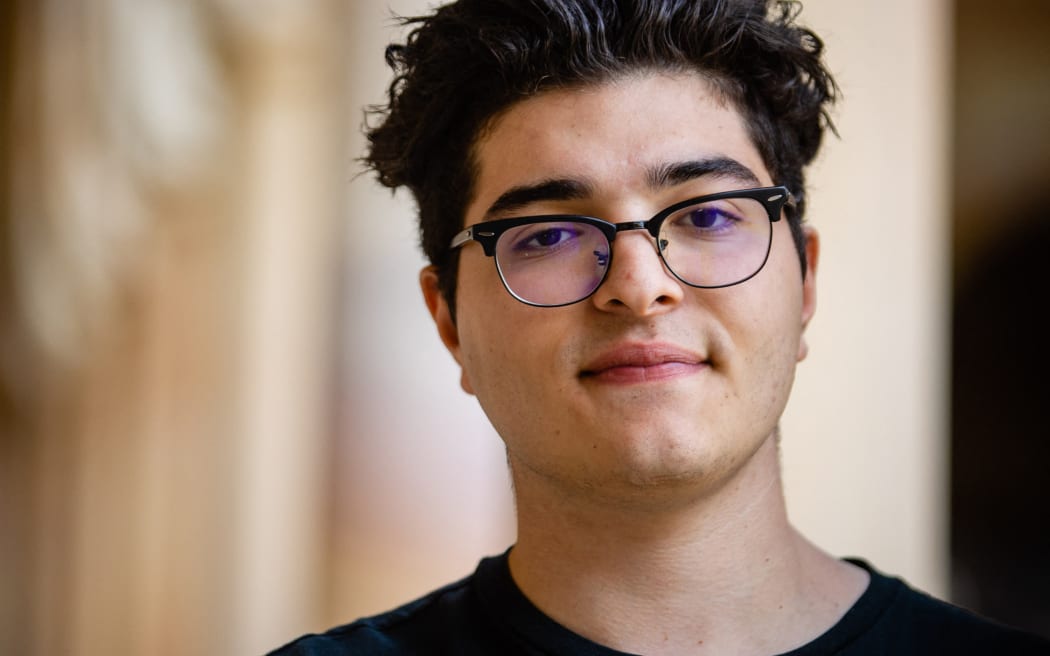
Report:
590,231,684,314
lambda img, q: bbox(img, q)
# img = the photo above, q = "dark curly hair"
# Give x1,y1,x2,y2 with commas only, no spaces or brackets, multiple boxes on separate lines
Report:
364,0,837,312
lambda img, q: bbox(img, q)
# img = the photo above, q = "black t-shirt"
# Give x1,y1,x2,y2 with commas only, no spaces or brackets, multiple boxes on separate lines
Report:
268,551,1050,655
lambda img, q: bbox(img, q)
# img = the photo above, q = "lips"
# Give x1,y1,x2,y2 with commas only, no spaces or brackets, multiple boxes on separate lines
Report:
580,342,708,384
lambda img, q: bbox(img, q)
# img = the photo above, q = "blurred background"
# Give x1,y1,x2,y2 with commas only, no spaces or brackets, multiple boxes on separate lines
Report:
0,0,1047,654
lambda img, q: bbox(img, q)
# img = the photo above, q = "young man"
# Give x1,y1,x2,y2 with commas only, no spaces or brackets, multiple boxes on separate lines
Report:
272,1,1050,654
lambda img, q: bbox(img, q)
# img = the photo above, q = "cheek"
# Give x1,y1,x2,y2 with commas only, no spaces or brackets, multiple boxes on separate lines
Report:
753,322,803,407
453,257,518,370
455,254,569,387
723,261,806,405
459,340,555,455
455,301,586,461
456,300,555,419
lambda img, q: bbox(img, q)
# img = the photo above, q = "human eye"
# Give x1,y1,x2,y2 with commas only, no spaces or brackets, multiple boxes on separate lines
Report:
677,204,741,233
507,222,583,255
660,197,769,248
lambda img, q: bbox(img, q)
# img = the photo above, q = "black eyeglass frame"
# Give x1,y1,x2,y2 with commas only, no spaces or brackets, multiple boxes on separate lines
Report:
448,185,795,307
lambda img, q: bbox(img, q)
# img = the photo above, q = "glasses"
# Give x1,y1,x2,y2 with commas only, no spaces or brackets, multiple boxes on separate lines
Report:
448,186,794,307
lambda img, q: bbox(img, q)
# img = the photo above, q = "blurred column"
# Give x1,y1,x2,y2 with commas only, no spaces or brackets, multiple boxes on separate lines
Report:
216,0,349,653
0,1,348,654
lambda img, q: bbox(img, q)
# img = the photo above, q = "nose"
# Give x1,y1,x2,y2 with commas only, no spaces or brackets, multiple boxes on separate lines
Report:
589,230,684,316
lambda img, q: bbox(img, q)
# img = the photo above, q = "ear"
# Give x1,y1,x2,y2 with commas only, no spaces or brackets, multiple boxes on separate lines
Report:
420,266,475,395
797,226,820,362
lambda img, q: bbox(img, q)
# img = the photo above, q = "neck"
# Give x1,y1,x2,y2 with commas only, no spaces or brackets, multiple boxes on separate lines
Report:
507,435,868,656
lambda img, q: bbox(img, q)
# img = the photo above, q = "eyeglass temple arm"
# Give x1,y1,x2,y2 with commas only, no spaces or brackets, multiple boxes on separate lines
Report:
449,227,473,249
449,226,501,256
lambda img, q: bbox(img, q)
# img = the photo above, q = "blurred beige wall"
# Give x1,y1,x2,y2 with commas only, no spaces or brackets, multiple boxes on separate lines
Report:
780,0,952,596
1,1,955,655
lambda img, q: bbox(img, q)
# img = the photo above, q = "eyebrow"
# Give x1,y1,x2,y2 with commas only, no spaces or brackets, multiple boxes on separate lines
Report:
647,157,762,189
481,156,762,220
483,178,594,220
646,156,764,188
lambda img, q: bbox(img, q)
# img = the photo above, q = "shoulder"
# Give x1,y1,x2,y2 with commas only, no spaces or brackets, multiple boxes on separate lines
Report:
266,575,481,656
845,559,1050,655
888,584,1049,651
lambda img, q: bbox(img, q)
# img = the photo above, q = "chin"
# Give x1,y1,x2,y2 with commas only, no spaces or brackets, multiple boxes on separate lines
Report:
607,440,720,488
576,464,721,513
606,429,765,495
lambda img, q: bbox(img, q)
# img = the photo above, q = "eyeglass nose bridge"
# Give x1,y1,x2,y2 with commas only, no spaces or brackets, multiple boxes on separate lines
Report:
612,220,650,234
608,219,668,256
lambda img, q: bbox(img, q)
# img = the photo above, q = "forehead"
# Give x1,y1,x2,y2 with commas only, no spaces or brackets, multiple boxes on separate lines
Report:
466,71,770,221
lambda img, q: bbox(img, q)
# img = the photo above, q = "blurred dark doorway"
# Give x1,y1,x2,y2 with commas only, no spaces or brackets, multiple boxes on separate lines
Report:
950,0,1050,638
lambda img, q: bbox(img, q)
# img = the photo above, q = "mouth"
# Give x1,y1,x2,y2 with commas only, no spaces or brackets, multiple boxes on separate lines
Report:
579,342,709,384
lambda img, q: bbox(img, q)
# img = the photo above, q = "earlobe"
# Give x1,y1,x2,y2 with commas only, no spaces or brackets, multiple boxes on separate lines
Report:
420,266,475,395
797,226,820,362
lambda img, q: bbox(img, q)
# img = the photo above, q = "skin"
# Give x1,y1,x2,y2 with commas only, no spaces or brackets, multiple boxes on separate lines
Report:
421,71,867,655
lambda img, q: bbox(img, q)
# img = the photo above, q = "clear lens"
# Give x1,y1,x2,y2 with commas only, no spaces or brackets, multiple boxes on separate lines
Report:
489,196,773,305
494,220,610,306
658,197,771,287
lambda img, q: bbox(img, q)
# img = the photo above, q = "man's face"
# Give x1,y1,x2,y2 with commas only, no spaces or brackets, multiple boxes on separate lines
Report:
422,71,818,506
